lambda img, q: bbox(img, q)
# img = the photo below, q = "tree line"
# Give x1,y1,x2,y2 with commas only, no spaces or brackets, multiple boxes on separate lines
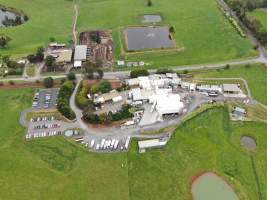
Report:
226,0,267,46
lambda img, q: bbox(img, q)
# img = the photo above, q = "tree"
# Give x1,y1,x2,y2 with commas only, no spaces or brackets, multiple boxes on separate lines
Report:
169,26,175,33
23,15,29,22
67,72,76,81
45,55,55,67
36,46,44,62
90,31,101,44
96,69,104,79
224,64,231,70
2,55,10,64
91,84,99,94
183,69,189,74
49,37,56,42
43,77,54,88
99,113,112,124
98,80,111,93
0,35,11,48
15,16,22,25
147,0,152,6
130,69,149,78
83,61,97,79
27,54,37,63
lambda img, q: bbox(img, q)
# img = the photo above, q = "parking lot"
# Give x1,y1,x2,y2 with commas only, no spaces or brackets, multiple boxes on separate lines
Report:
25,115,79,140
32,88,59,109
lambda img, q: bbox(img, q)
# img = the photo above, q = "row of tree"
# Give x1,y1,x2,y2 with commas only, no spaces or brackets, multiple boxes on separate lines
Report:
57,80,76,120
0,55,25,76
82,104,133,124
27,47,45,63
226,0,267,45
82,61,104,79
75,81,94,110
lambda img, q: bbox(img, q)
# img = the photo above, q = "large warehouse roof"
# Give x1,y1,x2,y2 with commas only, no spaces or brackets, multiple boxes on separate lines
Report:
154,94,184,115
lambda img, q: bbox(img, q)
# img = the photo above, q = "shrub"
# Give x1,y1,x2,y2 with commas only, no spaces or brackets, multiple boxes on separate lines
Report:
8,80,15,85
156,68,174,74
91,84,99,94
60,78,66,85
75,81,92,110
169,26,175,33
183,69,189,74
43,77,54,88
245,64,251,68
67,72,76,81
45,55,55,67
224,64,231,70
130,69,149,78
98,80,111,93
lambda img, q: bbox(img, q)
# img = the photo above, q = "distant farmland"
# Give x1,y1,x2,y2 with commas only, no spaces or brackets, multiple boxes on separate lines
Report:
0,0,257,67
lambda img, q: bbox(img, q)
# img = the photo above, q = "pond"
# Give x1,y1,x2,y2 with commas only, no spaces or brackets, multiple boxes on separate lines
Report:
124,26,175,51
0,8,26,27
192,172,239,200
240,136,256,150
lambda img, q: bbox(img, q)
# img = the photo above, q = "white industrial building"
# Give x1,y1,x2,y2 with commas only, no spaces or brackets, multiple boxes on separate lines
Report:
126,74,180,89
127,74,185,122
196,84,222,93
223,84,246,98
149,93,184,116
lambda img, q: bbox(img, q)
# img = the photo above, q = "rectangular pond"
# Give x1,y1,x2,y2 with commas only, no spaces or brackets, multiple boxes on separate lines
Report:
142,15,162,23
124,26,175,51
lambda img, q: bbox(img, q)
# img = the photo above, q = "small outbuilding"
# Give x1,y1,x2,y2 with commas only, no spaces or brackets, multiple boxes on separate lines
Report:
138,138,168,153
232,106,246,120
56,49,73,64
223,84,240,94
74,45,87,67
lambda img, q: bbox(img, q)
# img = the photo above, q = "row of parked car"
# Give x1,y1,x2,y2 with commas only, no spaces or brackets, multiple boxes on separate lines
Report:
34,123,61,130
30,116,57,122
26,130,62,139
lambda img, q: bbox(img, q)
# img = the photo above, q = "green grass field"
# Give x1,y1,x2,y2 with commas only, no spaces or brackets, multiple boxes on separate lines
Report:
0,0,73,56
0,88,267,199
248,9,267,30
1,0,256,67
194,64,267,104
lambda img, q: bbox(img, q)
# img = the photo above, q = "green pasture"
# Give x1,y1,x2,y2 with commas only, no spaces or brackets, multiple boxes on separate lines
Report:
0,88,267,199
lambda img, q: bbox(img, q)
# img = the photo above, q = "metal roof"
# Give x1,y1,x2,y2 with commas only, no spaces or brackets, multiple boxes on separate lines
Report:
223,84,240,92
138,139,167,149
74,45,87,61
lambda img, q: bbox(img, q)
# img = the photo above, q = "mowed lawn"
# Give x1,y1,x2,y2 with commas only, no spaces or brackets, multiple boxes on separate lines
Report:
1,88,267,199
1,0,256,67
0,0,74,56
248,9,267,29
194,64,267,104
